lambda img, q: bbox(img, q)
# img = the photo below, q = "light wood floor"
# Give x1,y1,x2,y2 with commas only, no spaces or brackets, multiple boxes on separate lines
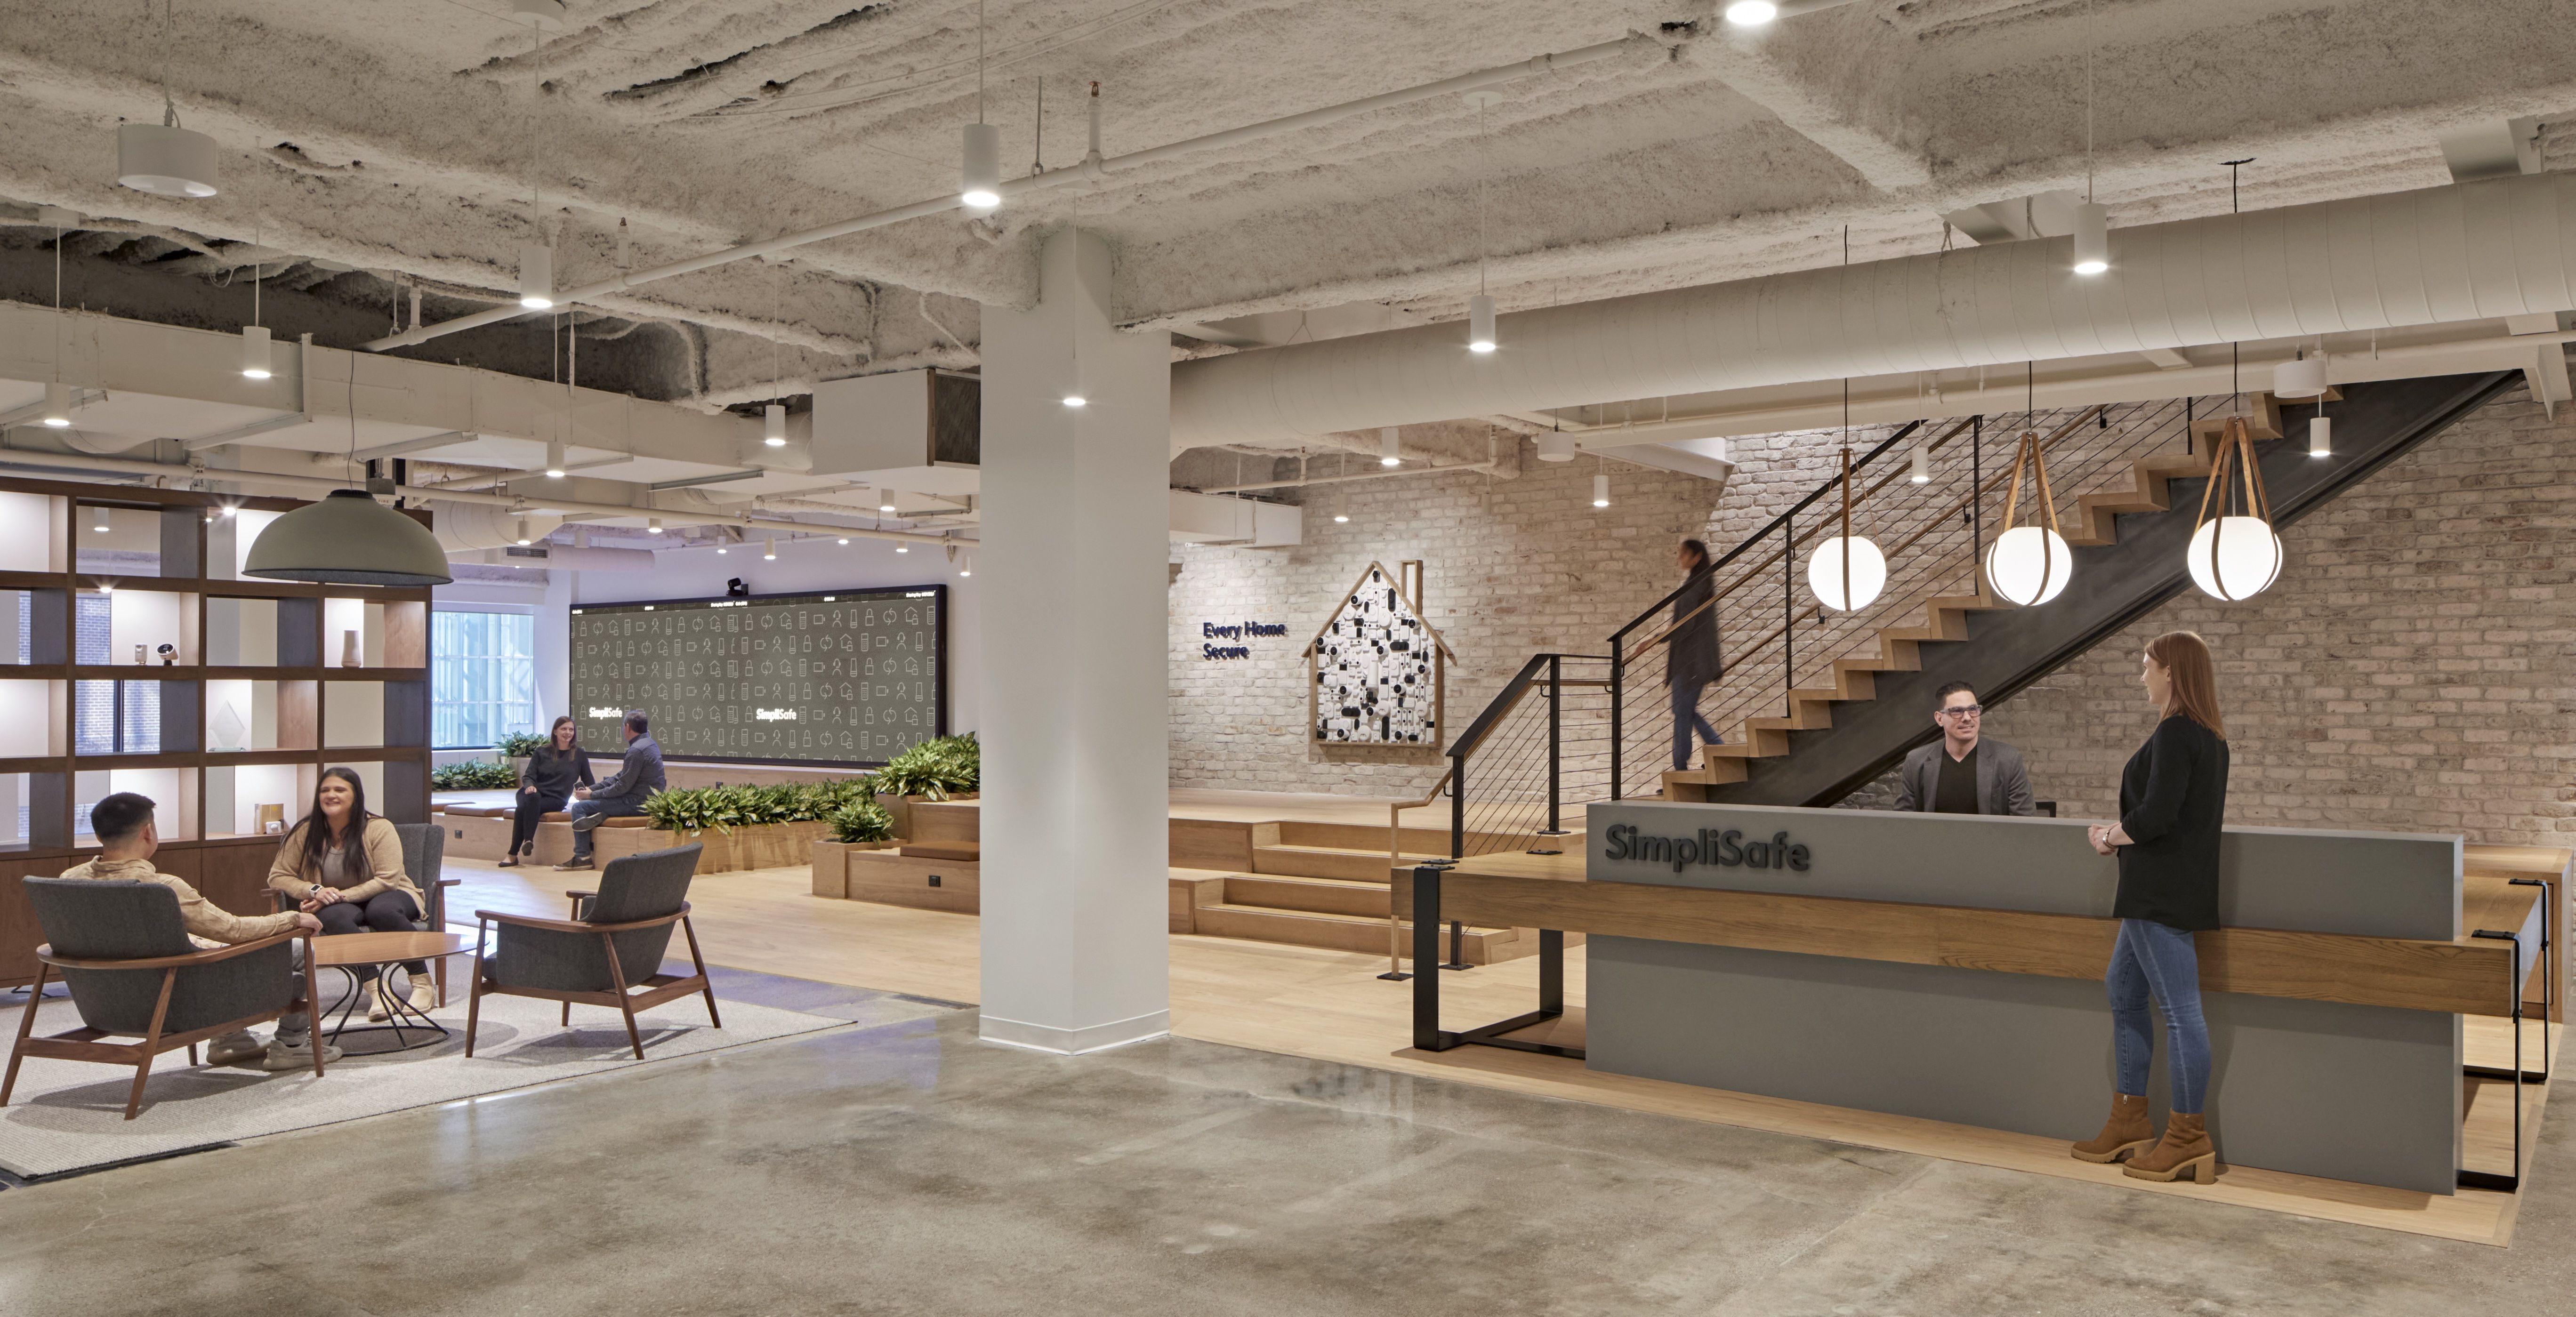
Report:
445,856,2551,1246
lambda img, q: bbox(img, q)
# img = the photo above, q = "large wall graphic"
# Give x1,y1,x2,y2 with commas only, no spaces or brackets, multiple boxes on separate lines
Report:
570,586,945,766
1307,561,1448,749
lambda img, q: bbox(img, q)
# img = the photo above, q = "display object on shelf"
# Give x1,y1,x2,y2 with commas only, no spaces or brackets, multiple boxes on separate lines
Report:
133,643,146,666
1304,561,1452,750
157,643,175,666
342,629,362,667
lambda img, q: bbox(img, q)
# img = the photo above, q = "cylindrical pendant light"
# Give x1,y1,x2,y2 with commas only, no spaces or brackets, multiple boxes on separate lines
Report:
960,123,1002,210
1467,294,1497,353
895,542,909,553
1910,445,1930,483
2272,352,2327,399
240,324,273,380
518,244,555,309
544,439,566,478
763,536,777,561
2308,414,2332,458
117,123,220,198
958,550,974,578
837,536,850,545
42,380,72,428
514,518,533,546
2071,201,2109,275
647,518,663,534
1536,430,1576,461
879,492,898,513
764,403,787,447
1379,428,1401,467
1592,472,1610,508
92,505,111,533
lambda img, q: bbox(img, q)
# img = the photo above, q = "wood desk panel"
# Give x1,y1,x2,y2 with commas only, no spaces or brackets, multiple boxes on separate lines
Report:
1394,865,2523,1018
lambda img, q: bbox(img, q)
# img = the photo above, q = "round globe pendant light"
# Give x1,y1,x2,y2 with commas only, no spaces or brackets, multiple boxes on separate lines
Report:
1982,425,2073,606
243,490,452,586
2185,414,2284,602
1806,445,1886,611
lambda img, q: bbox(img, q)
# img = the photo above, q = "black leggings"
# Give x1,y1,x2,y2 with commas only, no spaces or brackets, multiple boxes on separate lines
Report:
509,791,568,855
317,890,428,976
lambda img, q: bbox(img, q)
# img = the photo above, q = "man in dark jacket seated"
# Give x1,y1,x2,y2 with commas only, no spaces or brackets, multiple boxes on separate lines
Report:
557,709,665,871
1893,682,2037,816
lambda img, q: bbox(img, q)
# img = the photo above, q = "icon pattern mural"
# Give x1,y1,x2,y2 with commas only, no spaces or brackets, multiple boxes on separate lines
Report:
570,587,944,765
1311,564,1441,745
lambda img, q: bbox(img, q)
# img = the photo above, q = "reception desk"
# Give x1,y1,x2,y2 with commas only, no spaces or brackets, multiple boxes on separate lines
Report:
1394,802,2563,1196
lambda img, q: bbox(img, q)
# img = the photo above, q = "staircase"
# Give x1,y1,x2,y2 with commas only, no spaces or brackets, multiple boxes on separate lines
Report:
1178,820,1562,964
1644,371,2519,806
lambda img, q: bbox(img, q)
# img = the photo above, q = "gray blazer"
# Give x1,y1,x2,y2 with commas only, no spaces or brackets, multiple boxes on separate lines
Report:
1893,738,2035,816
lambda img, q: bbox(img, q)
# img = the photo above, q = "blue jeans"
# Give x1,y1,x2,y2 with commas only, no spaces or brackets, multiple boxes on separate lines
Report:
568,793,650,859
2108,917,2212,1113
1671,680,1722,771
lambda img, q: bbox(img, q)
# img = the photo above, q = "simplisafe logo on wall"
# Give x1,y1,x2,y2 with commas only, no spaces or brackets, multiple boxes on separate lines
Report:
1201,619,1287,661
586,706,622,719
755,708,797,722
1602,823,1811,874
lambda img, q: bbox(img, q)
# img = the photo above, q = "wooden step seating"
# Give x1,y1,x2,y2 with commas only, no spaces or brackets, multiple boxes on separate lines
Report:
431,801,653,866
825,803,1572,965
1660,444,2220,803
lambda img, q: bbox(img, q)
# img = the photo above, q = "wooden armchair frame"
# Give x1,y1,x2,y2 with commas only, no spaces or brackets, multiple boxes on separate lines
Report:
463,900,719,1061
1,932,322,1120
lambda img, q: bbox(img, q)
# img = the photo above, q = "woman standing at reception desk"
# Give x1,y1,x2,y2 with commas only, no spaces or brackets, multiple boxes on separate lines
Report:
2078,631,2231,1183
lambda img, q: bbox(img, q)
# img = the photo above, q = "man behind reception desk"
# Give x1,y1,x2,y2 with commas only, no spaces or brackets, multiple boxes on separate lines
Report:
1892,683,2035,816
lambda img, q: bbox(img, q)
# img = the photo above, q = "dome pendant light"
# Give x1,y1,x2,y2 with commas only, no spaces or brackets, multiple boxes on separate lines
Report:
1806,382,1888,611
1982,427,2074,606
959,2,1001,210
2071,52,2108,275
244,490,452,586
2186,414,2286,602
1379,427,1401,467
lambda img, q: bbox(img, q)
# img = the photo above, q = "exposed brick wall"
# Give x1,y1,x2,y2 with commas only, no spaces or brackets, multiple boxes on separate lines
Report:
1954,384,2576,845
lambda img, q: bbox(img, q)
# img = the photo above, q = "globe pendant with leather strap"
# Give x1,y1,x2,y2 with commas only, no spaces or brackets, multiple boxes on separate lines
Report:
1982,427,2073,607
2185,414,2284,602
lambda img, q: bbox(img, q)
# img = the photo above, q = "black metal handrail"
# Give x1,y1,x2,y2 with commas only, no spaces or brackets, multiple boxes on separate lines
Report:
1441,651,1610,860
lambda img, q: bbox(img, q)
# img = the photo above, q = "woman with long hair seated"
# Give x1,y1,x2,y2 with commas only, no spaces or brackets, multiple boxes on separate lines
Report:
266,766,434,1021
502,715,592,868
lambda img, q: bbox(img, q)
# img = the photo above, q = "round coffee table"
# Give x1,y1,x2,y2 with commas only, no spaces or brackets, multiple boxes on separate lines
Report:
311,931,474,1052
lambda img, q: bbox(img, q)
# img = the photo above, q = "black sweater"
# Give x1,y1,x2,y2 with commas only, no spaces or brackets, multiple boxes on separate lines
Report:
520,745,594,800
2114,714,2229,932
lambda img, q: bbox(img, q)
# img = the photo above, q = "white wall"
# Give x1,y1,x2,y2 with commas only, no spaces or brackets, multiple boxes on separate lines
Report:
574,538,980,737
109,589,185,667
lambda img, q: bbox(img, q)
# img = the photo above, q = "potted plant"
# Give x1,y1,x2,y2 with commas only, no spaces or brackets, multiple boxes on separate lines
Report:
496,730,547,778
813,796,895,898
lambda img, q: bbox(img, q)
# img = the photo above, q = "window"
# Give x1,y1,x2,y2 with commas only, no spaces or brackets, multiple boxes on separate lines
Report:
431,610,536,749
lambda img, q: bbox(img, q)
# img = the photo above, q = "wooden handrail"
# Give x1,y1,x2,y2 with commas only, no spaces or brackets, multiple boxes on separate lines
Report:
36,930,309,972
472,901,695,935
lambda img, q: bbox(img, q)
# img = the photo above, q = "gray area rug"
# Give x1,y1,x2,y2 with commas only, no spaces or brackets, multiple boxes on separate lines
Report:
0,985,843,1178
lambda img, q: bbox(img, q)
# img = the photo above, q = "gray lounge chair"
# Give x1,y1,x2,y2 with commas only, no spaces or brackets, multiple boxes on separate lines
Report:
465,843,716,1060
4,878,321,1119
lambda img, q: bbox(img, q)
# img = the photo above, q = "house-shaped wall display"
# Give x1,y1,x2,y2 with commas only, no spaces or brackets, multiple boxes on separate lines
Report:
1305,561,1451,752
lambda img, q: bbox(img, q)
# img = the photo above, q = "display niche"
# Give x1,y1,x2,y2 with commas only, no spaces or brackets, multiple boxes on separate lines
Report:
1305,561,1449,759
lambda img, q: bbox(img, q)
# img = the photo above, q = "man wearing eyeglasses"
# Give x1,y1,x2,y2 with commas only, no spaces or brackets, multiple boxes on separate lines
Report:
1893,682,2036,815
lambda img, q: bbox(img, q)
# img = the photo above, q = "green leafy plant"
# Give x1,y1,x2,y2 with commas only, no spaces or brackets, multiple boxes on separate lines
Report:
496,731,548,759
827,798,894,844
871,734,979,800
637,778,875,834
431,760,519,790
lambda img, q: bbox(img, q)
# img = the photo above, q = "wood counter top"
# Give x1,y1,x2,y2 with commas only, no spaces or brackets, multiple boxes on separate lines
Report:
1393,843,2569,1020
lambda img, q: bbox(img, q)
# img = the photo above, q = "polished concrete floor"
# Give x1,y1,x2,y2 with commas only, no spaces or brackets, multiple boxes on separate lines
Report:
0,973,2567,1317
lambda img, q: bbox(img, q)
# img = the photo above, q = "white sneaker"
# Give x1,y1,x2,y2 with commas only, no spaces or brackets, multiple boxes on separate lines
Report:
260,1037,344,1071
206,1030,265,1066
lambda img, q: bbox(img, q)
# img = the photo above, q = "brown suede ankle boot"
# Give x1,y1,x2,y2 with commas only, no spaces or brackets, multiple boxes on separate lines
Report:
2123,1111,2216,1183
2070,1093,2154,1164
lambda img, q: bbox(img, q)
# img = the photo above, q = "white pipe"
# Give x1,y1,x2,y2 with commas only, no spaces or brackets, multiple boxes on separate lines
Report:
363,33,1650,353
1169,171,2576,450
0,446,956,546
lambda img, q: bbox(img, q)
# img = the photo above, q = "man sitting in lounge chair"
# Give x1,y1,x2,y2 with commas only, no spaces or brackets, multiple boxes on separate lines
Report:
58,792,340,1072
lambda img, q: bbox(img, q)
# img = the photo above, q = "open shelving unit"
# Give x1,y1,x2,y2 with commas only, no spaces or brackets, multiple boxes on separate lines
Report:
0,476,433,987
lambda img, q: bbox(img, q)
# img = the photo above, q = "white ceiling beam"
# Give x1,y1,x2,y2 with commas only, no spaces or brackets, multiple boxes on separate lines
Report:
1682,31,1930,191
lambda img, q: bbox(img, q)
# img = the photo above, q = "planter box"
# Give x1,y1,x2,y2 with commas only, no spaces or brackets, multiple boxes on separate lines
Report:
627,819,834,874
844,849,979,915
811,838,896,897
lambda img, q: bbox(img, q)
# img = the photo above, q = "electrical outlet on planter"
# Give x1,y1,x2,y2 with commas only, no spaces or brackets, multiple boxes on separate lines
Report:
927,874,942,887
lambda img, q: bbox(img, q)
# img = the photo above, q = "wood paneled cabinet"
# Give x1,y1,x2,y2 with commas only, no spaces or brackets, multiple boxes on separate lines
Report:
0,477,434,987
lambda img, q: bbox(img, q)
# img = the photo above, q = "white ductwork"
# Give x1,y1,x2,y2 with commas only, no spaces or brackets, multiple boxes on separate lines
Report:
433,500,564,553
1170,172,2576,450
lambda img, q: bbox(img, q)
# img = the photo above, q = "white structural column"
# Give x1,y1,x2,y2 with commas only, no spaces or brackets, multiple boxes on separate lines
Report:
976,227,1173,1052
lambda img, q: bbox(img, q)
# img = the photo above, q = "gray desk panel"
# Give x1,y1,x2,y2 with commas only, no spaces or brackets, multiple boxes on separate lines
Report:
1589,937,2463,1195
1587,801,2460,940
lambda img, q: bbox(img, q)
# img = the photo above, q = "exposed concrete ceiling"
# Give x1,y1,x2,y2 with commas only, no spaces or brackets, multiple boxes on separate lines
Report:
0,0,2573,429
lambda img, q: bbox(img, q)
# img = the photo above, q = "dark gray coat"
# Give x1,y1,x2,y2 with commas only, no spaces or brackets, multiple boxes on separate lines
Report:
593,733,666,800
1664,568,1723,688
1893,738,2036,816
